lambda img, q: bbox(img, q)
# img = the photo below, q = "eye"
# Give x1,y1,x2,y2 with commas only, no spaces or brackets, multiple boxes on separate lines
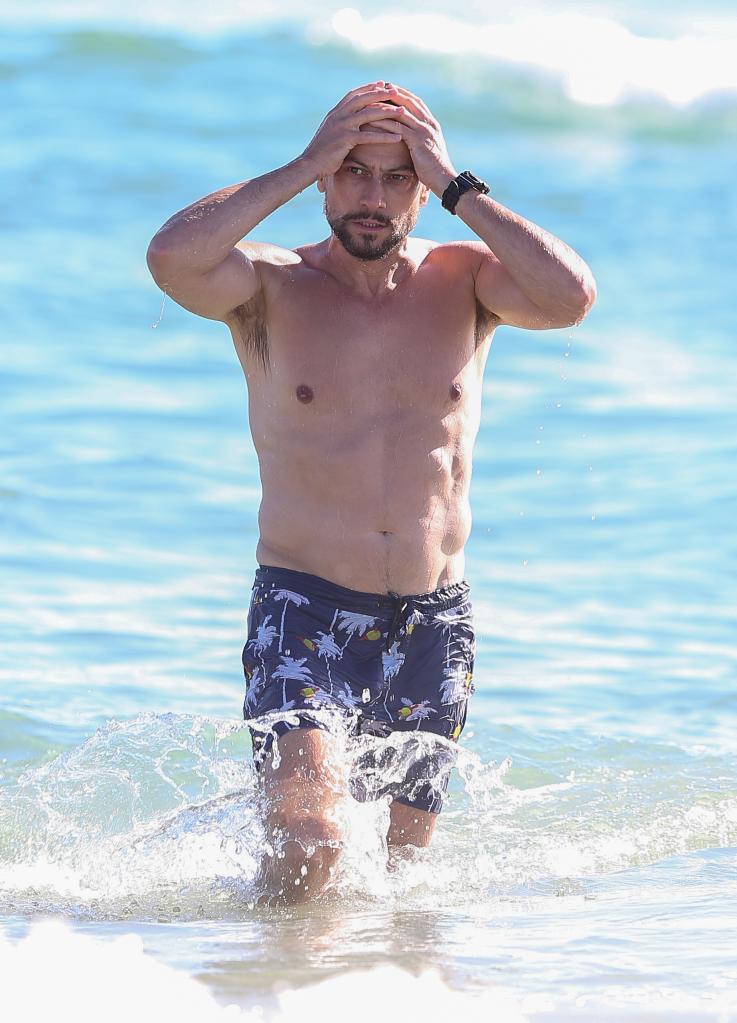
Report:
347,166,366,175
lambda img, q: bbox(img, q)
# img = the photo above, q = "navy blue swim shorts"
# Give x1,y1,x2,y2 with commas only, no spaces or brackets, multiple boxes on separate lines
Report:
241,565,476,814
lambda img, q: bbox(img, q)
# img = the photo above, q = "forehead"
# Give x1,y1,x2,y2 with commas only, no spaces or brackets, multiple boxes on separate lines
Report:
344,140,415,171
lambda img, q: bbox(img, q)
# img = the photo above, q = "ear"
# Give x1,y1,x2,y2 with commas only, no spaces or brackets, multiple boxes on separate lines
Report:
418,185,430,207
316,177,326,194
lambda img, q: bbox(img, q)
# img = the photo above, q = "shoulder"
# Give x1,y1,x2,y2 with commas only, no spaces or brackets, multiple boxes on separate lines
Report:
234,240,302,284
411,238,493,300
421,238,487,269
412,239,499,343
411,238,489,281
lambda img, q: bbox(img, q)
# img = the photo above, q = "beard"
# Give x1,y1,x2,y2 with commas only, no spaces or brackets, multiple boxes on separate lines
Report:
324,199,419,261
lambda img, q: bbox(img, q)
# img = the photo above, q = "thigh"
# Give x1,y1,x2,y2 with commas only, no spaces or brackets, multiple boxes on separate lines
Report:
242,578,366,724
259,726,350,831
376,598,476,815
388,600,476,742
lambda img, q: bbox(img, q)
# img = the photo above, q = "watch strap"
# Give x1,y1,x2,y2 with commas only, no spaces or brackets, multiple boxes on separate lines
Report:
441,171,490,214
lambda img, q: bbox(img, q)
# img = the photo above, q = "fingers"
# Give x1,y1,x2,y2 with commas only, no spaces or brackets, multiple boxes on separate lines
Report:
350,103,404,128
362,118,406,135
352,129,402,143
381,85,437,127
347,89,401,114
337,82,397,107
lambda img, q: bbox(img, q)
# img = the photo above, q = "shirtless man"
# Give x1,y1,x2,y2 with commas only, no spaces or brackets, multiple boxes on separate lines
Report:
147,81,596,903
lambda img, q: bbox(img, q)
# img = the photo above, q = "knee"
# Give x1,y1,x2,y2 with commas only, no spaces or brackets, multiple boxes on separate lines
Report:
262,815,343,902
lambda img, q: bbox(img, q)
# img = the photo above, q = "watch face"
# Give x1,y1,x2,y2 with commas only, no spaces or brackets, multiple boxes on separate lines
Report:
460,171,489,193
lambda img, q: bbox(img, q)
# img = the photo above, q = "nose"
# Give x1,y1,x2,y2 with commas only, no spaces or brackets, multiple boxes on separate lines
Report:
360,176,387,210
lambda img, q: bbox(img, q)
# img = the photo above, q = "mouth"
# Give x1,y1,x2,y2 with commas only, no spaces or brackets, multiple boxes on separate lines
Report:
352,220,387,231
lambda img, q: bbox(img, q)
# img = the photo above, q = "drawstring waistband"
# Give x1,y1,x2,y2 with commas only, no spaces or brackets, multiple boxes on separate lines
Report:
385,590,410,651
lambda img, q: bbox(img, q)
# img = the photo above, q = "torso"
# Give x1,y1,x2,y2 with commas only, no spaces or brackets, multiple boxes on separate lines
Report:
226,237,497,595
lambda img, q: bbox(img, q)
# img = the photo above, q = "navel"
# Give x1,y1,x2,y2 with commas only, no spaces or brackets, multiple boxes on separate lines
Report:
449,382,462,401
296,384,314,404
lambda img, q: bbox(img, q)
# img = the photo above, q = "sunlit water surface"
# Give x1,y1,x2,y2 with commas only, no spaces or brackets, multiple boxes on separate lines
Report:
2,0,736,1019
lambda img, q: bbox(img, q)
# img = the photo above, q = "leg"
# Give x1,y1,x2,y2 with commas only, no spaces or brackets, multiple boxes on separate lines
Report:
386,799,437,870
256,726,349,905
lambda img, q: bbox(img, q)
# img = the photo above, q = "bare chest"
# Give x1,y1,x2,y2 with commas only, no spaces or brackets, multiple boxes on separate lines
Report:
238,268,493,416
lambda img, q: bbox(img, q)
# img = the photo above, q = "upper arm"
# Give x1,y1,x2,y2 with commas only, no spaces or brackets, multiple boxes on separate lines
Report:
470,244,578,331
146,240,296,324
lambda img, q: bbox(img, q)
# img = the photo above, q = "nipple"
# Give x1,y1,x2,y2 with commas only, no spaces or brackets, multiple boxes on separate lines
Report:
449,382,462,401
296,384,314,404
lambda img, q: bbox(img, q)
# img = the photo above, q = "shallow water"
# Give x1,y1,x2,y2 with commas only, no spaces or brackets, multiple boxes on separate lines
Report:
2,0,737,1019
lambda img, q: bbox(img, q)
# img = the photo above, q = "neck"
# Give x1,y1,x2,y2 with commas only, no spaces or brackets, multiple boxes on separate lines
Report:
324,235,412,298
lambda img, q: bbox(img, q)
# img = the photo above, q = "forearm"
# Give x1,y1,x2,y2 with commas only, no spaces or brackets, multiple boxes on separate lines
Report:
453,187,596,314
148,155,318,272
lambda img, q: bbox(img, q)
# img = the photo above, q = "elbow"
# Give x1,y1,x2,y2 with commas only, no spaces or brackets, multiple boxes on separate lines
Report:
146,236,176,287
566,271,597,327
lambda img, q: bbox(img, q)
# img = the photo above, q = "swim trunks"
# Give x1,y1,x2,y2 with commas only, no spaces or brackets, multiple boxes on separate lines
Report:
241,564,476,814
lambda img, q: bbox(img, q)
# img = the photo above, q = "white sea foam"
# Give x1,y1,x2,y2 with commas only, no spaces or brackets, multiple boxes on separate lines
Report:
0,920,533,1023
321,7,737,108
3,1,736,109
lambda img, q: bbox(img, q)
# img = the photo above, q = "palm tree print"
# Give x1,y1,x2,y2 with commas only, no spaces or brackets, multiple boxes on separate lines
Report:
246,613,279,687
397,698,436,726
244,665,262,712
313,629,342,692
440,662,472,705
274,589,310,653
248,614,278,654
403,608,423,636
382,641,405,682
381,641,406,715
430,608,464,666
335,610,379,652
298,684,332,707
271,654,313,705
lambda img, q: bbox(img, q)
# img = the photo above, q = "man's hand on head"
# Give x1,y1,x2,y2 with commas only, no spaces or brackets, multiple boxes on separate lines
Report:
362,83,457,198
300,82,407,181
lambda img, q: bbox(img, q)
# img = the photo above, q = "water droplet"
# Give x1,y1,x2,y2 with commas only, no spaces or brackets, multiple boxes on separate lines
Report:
151,294,167,329
362,688,371,703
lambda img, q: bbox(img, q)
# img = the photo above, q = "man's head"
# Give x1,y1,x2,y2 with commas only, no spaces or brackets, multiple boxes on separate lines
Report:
317,129,430,262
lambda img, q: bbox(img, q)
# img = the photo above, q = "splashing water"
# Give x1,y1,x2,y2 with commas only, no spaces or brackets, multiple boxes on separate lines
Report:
0,711,513,920
4,708,735,927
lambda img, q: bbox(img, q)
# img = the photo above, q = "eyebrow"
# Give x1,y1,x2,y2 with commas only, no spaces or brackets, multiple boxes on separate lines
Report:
344,157,416,173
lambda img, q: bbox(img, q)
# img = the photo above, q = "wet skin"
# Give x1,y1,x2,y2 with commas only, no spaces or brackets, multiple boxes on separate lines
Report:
147,83,595,902
226,144,497,597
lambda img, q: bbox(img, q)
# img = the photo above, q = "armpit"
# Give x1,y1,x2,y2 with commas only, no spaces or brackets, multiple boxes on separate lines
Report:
474,297,498,349
231,291,268,370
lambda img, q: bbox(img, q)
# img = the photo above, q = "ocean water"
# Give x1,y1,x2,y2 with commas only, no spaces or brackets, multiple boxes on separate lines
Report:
1,0,736,1019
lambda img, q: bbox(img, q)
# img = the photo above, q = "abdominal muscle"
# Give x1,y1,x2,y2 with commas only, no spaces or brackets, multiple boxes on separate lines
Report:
252,406,474,595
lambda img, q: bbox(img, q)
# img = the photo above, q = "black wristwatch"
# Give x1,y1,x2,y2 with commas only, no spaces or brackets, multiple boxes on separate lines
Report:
441,171,490,214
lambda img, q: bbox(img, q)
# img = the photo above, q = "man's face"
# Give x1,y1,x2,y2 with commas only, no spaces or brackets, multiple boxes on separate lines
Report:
320,141,428,261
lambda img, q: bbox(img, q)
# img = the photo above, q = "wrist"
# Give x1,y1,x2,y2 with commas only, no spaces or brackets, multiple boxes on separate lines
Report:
292,153,321,188
440,170,490,214
431,169,458,199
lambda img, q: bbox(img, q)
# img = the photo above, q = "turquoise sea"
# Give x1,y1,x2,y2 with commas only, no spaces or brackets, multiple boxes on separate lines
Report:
2,1,736,1018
